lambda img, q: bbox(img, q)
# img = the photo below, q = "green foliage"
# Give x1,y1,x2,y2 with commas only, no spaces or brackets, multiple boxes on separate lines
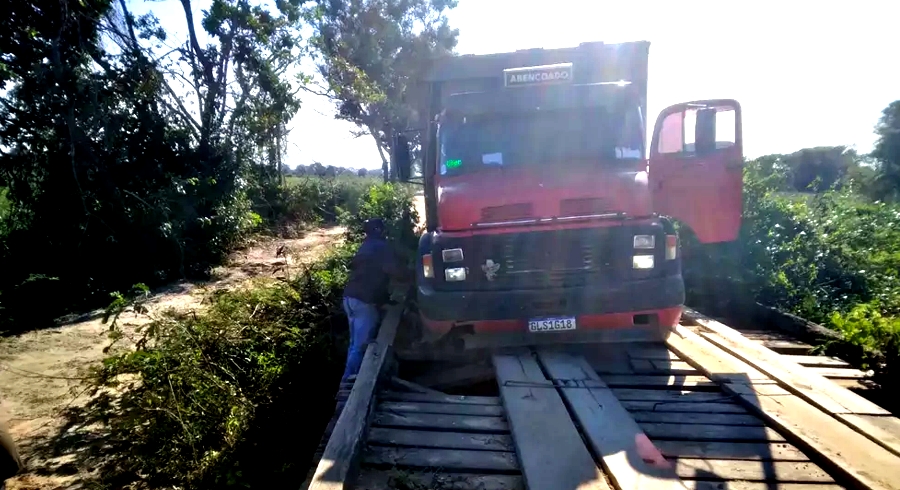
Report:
308,0,459,181
84,264,347,488
0,0,311,329
870,100,900,202
683,155,900,390
340,182,420,258
72,182,416,489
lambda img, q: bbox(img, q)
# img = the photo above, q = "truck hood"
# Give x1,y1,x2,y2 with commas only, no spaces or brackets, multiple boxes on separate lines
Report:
436,163,651,231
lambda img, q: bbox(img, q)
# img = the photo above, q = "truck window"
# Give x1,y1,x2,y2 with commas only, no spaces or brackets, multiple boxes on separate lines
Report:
438,106,643,176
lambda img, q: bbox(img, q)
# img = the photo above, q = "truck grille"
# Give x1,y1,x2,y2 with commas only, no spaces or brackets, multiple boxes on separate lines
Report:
435,227,631,291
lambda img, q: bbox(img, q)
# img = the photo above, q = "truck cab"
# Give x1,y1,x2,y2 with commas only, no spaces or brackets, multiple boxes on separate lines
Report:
392,41,742,353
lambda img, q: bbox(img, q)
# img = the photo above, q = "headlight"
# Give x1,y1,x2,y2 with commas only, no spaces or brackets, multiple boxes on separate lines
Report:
442,248,464,262
633,235,655,249
633,255,654,269
444,267,467,282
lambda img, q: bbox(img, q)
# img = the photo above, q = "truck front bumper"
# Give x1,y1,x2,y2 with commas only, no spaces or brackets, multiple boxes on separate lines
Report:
417,274,685,335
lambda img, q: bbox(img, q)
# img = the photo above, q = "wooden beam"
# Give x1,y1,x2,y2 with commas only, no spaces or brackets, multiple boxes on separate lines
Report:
388,376,445,396
367,427,515,451
306,303,403,490
377,391,500,405
666,324,900,490
537,350,689,490
363,446,518,472
782,355,851,368
493,351,610,490
378,400,504,417
371,411,508,433
682,308,900,459
354,469,524,490
682,307,887,415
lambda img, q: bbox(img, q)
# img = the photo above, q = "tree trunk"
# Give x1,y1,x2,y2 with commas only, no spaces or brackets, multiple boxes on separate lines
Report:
372,132,390,183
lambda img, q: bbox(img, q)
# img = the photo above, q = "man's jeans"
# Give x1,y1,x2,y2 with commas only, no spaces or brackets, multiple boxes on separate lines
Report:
341,296,381,382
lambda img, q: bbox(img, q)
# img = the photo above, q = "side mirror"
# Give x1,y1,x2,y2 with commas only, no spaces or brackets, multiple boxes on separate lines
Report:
695,108,717,155
392,133,412,182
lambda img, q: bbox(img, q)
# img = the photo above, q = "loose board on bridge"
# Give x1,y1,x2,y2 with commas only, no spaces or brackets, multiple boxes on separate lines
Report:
536,350,689,490
306,303,404,490
682,307,900,459
666,323,900,490
492,350,610,490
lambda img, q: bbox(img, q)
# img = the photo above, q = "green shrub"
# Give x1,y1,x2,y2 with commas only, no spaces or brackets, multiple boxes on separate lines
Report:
682,158,900,392
340,182,420,260
72,181,417,489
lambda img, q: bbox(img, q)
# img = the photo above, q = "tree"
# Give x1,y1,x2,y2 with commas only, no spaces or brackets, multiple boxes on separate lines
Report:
871,100,900,202
307,0,459,182
0,0,311,326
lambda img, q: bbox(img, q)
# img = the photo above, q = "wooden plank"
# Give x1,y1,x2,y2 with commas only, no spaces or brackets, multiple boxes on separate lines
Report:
682,307,888,416
371,411,507,433
651,359,701,375
759,339,815,355
627,345,682,361
412,363,495,390
367,427,514,452
537,350,688,490
783,355,851,368
629,359,700,375
807,367,870,379
683,310,900,458
741,330,807,342
853,414,900,441
363,446,518,472
653,441,810,461
672,458,833,483
829,378,867,390
493,352,610,490
685,482,843,490
353,469,525,490
621,401,749,414
389,376,445,396
612,389,736,403
308,303,404,490
378,391,501,405
630,411,764,426
378,401,504,417
667,323,900,490
640,423,785,442
601,374,718,389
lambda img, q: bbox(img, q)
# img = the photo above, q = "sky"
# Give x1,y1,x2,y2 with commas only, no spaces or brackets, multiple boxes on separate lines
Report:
131,0,900,170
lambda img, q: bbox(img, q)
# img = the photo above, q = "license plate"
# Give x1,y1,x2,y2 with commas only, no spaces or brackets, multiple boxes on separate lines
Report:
528,317,577,332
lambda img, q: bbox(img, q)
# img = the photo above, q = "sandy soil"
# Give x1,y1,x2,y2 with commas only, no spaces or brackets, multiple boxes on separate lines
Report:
0,226,345,490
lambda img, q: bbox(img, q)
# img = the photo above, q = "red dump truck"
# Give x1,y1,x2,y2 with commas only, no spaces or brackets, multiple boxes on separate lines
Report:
391,40,743,357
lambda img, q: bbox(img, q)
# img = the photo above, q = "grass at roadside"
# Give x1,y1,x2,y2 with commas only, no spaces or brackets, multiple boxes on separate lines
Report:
37,182,418,489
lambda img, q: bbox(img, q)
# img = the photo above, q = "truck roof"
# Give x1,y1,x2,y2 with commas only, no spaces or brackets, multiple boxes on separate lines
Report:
423,40,650,86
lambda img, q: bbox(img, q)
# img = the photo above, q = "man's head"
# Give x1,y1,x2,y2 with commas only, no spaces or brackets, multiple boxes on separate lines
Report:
363,218,385,238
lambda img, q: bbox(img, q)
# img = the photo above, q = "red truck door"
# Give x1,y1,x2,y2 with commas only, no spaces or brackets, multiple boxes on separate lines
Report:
649,99,743,243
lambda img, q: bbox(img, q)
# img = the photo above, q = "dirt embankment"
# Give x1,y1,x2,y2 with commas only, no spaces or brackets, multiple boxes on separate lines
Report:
0,226,345,490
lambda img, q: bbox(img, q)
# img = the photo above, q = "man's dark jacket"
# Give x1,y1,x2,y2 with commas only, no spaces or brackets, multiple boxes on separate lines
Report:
343,236,407,305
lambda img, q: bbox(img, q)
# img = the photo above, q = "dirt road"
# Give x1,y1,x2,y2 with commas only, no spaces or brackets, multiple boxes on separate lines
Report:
0,226,345,490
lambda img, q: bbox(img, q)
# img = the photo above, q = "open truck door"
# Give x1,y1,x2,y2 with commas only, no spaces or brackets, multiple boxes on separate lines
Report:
649,99,743,243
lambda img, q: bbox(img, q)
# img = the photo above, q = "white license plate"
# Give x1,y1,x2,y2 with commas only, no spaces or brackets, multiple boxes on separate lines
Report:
528,317,577,332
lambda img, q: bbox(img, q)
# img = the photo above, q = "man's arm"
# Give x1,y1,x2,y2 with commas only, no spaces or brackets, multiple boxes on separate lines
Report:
380,242,413,283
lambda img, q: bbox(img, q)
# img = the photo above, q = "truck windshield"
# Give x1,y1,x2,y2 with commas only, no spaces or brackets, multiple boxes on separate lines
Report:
438,106,643,176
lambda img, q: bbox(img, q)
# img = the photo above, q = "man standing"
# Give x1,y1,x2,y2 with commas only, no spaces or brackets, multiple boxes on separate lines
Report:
340,218,410,383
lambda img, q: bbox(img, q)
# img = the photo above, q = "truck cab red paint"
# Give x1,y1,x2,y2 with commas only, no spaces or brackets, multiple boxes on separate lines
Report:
393,41,743,351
